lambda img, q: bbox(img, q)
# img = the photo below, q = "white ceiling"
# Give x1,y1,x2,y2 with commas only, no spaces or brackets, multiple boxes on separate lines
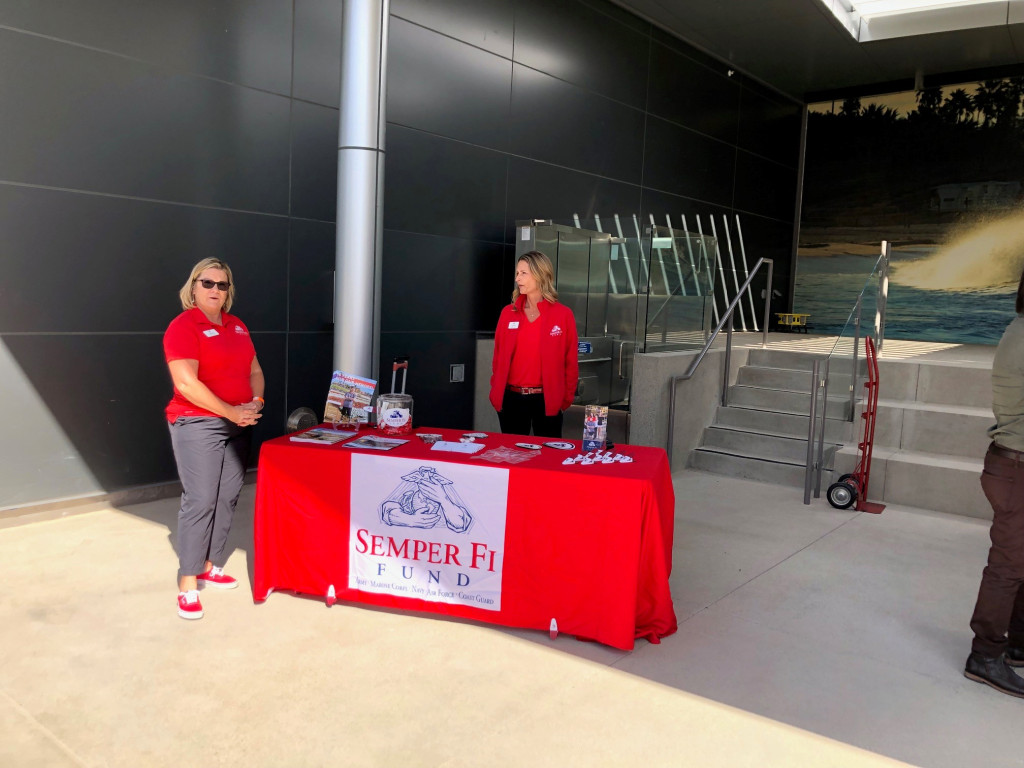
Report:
613,0,1024,101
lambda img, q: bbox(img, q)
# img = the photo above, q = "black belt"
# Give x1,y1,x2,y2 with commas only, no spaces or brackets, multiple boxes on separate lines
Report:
508,385,543,395
990,443,1024,461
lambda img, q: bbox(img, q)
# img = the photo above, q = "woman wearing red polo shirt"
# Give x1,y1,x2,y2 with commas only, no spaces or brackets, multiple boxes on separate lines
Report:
489,250,578,437
164,258,264,620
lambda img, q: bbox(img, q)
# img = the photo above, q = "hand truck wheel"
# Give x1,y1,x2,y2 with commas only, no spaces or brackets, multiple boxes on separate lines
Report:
827,480,857,510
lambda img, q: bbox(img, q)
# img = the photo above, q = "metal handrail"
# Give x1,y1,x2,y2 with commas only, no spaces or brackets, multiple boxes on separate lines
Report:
666,258,773,465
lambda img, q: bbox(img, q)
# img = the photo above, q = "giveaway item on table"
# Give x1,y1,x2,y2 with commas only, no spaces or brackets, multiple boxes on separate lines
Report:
416,433,443,444
324,371,377,427
289,427,357,445
474,446,540,464
430,441,485,454
543,441,575,451
582,405,608,452
514,442,542,450
560,449,633,467
377,357,413,436
343,435,408,451
463,432,488,439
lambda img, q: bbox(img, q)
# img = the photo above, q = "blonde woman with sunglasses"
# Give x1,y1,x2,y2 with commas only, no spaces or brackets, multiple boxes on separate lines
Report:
163,258,265,620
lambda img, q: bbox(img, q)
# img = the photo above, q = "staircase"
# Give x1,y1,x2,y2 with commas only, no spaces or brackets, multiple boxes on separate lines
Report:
690,345,996,520
690,348,853,486
833,358,992,519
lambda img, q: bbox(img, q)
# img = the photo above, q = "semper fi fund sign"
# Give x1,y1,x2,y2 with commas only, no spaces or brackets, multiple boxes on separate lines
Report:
349,455,509,611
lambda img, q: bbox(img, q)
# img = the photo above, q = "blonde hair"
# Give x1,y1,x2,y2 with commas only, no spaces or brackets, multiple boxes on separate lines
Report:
511,250,558,305
179,258,235,313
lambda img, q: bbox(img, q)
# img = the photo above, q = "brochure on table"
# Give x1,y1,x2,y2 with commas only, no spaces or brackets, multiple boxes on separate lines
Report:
325,371,377,427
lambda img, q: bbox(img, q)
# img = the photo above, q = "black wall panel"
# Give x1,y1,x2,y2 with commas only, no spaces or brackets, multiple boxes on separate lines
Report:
293,0,343,107
509,65,645,184
391,0,515,58
290,100,340,222
0,0,293,95
383,126,508,243
733,151,799,221
642,117,737,207
647,43,741,145
288,220,337,334
285,332,335,417
381,231,507,333
738,87,803,167
506,157,642,236
388,18,513,152
378,331,477,430
0,185,287,334
0,30,291,214
513,0,650,109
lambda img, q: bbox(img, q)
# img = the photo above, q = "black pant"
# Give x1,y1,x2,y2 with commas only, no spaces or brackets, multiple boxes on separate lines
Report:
970,446,1024,657
497,389,563,438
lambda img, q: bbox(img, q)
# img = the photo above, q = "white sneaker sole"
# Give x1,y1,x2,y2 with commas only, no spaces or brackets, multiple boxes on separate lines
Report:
196,578,238,590
178,607,204,620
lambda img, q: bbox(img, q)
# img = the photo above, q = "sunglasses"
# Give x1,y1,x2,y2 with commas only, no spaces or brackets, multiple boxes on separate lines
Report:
196,278,231,291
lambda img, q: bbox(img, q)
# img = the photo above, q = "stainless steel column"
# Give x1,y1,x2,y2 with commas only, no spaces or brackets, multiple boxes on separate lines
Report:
334,0,389,376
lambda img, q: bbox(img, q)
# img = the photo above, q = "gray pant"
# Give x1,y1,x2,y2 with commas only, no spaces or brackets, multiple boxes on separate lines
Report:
169,417,250,577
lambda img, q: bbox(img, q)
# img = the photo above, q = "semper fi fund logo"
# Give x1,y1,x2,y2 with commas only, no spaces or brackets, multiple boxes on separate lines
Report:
349,455,509,610
550,324,563,336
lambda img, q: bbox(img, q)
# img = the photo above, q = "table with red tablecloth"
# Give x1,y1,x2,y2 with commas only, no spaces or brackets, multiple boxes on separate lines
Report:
252,427,677,650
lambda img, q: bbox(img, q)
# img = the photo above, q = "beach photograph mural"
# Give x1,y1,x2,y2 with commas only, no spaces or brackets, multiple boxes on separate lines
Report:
796,79,1024,345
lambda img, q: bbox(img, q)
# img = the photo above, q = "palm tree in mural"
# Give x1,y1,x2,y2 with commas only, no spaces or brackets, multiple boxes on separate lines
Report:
840,96,862,117
939,88,977,126
861,103,900,123
910,86,943,121
973,79,1021,128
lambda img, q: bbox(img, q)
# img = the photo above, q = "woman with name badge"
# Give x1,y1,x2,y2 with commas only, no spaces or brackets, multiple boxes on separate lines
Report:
163,258,264,621
489,250,579,438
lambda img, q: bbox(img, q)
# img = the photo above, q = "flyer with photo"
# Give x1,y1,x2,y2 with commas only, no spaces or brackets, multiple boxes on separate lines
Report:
582,404,608,451
324,371,377,426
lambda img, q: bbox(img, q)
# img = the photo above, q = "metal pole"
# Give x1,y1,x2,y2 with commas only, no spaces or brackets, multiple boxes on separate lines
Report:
680,215,702,296
850,296,862,422
664,214,688,296
814,357,830,498
876,241,891,352
334,0,389,377
723,310,733,407
612,214,637,294
704,215,730,328
804,360,820,505
735,216,759,332
762,259,773,349
720,215,748,331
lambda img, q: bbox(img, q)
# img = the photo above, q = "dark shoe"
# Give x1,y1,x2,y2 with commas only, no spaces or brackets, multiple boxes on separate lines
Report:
1006,647,1024,668
964,652,1024,698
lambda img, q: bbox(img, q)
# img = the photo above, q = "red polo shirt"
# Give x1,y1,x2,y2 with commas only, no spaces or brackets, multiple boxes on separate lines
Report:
164,308,256,423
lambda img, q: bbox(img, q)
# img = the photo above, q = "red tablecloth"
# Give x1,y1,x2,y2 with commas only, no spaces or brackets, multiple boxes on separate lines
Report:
253,427,677,650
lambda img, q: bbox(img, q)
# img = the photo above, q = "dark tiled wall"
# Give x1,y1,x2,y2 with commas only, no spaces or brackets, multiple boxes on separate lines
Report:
0,0,802,504
0,2,338,503
383,0,803,428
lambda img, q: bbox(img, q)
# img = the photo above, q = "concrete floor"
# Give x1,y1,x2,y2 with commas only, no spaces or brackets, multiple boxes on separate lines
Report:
2,466,1019,767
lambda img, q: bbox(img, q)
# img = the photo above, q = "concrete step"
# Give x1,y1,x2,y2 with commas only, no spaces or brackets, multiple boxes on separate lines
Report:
747,347,864,375
690,447,834,487
714,405,854,442
833,446,989,520
702,425,839,465
737,365,854,394
871,399,993,459
877,359,991,407
728,385,851,419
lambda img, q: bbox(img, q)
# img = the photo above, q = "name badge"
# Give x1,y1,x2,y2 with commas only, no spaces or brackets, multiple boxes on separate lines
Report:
203,329,219,337
508,321,519,329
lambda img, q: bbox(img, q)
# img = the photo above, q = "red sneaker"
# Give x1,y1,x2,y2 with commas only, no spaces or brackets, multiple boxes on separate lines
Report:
196,565,238,590
177,590,204,620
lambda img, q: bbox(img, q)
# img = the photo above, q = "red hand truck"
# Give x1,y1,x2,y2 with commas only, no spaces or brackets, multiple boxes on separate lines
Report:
827,336,886,514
